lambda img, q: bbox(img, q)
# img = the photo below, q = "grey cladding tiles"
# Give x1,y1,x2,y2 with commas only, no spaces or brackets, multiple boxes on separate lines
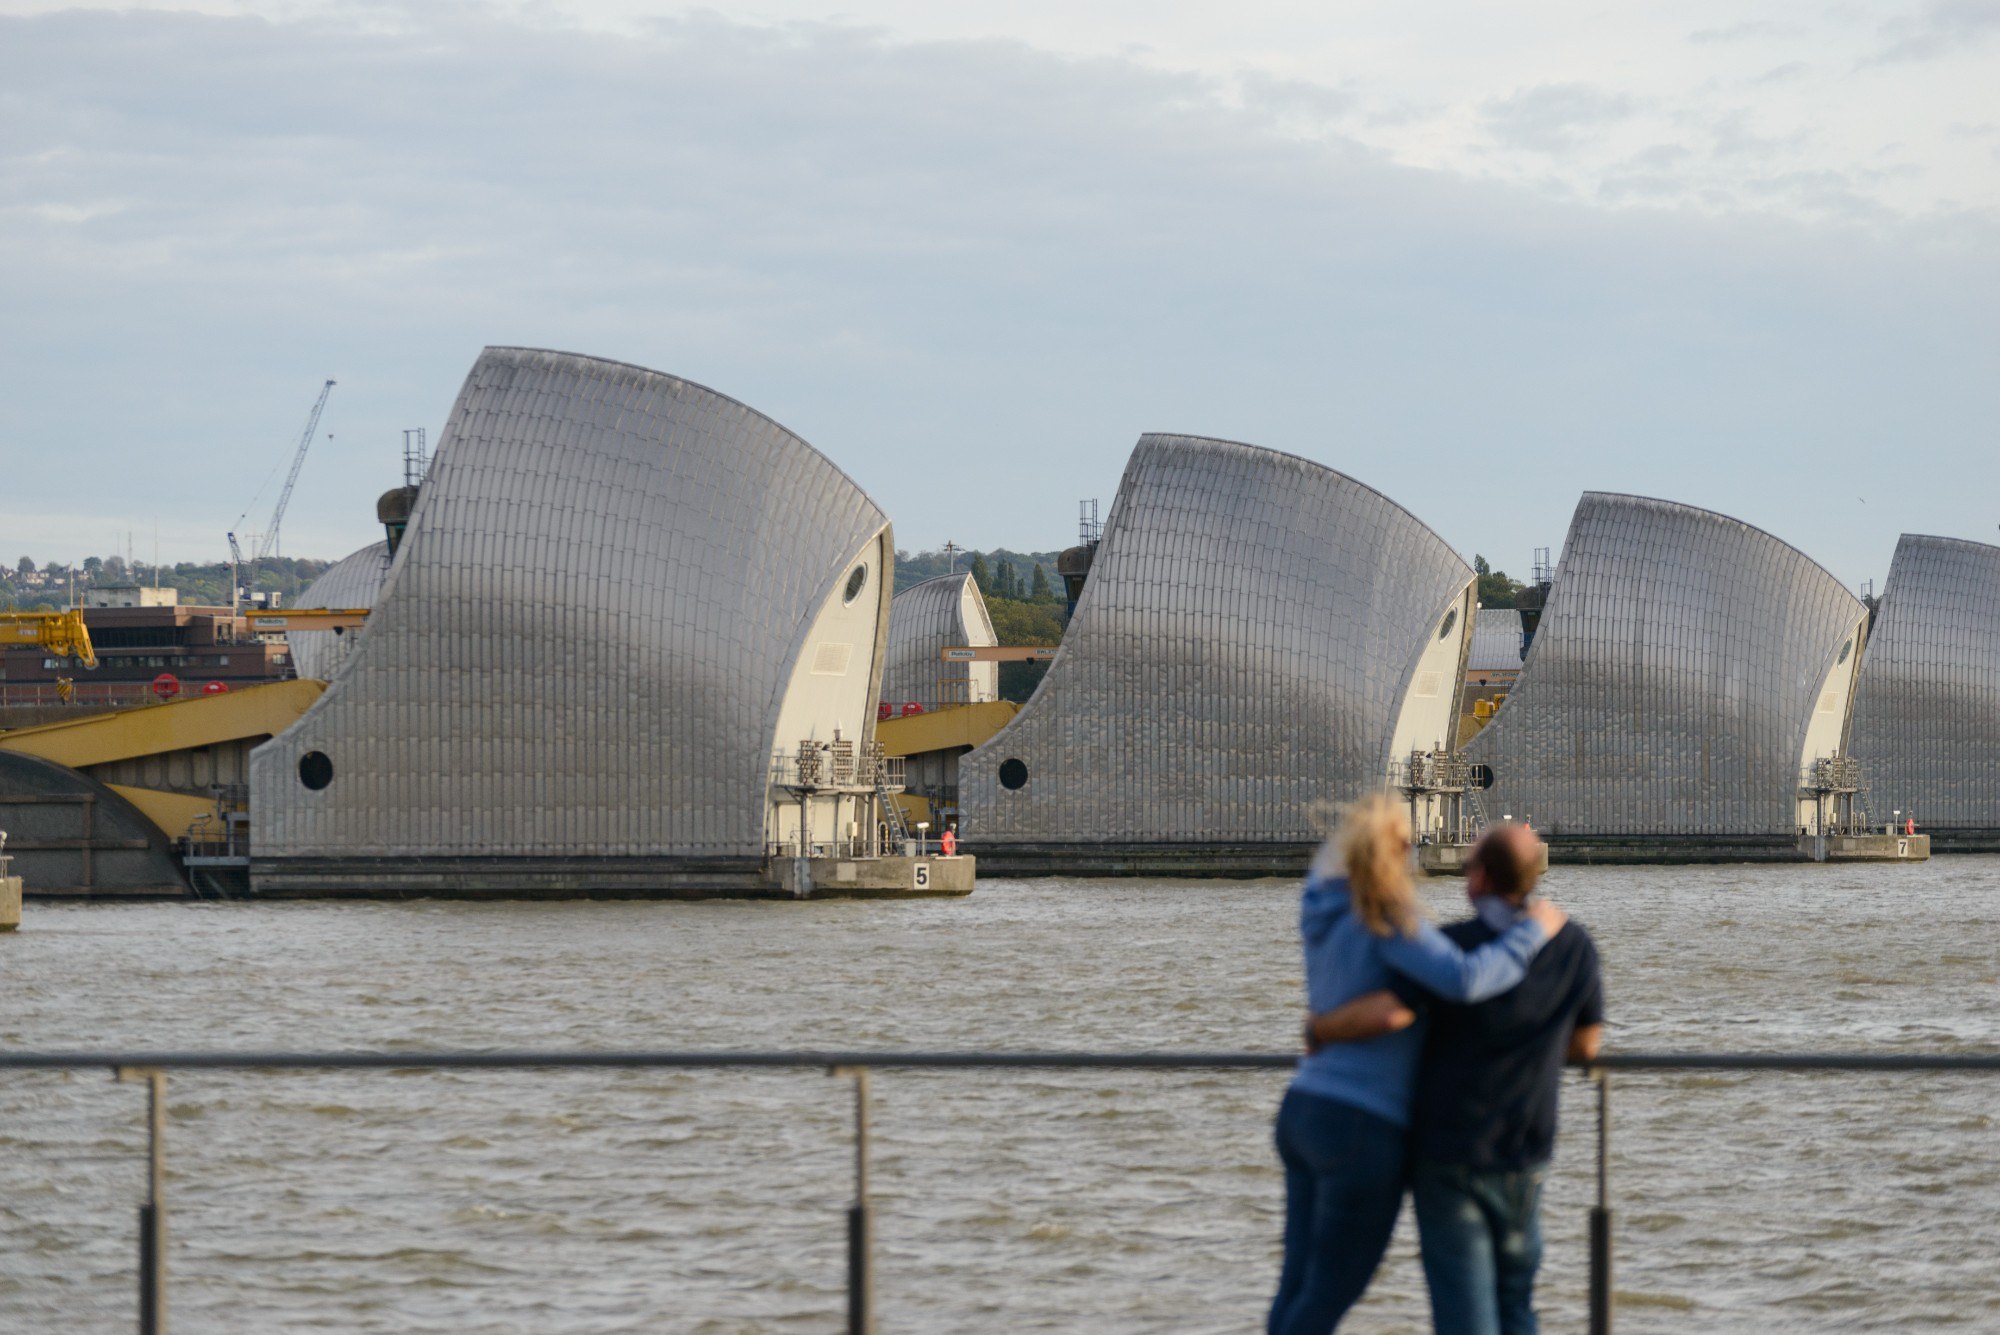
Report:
1467,608,1525,673
958,434,1474,843
287,540,391,682
1848,535,2000,831
881,572,997,708
1465,493,1867,837
250,347,889,862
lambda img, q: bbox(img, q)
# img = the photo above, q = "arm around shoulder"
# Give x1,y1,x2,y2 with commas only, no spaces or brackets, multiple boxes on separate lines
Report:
1379,911,1552,1004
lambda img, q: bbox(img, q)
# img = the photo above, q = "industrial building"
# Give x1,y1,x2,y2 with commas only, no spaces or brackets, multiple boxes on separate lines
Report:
1848,534,2000,850
0,598,294,718
1464,493,1872,860
957,433,1477,875
247,347,948,897
286,541,391,682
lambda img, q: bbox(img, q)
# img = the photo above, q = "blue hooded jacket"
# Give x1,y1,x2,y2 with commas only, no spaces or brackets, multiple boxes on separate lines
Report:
1290,870,1548,1127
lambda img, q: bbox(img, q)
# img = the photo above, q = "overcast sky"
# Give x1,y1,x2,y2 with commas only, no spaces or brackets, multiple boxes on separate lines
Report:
2,1,1994,587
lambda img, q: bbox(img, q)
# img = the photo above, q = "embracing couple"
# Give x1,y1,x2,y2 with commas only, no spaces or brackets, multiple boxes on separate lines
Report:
1268,795,1604,1335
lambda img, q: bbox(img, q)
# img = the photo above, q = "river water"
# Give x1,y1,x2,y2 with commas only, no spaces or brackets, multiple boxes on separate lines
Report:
3,858,1998,1333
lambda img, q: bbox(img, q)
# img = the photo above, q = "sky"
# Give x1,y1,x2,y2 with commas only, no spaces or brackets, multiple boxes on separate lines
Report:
1,1,1995,588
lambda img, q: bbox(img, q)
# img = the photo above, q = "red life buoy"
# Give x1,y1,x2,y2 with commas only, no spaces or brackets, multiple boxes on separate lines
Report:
901,702,924,716
202,681,230,695
151,673,181,700
877,701,893,721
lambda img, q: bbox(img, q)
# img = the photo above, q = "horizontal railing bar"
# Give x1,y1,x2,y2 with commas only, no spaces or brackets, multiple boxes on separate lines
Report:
1,1049,1999,1073
1587,1052,2000,1072
0,1050,1296,1072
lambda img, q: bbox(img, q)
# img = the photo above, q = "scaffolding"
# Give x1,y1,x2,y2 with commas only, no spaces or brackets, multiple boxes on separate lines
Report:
767,738,907,860
1398,747,1488,847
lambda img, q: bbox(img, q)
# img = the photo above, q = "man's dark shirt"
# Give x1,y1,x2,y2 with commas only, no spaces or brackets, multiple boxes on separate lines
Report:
1390,914,1603,1170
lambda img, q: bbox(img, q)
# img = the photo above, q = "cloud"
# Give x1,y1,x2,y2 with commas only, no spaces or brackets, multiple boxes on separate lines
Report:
1688,20,1808,45
0,7,1995,588
1752,60,1811,85
1482,83,1638,154
1873,0,2000,62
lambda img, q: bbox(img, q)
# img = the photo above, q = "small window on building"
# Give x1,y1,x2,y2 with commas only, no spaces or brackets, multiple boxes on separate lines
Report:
1836,638,1852,665
298,751,333,790
842,563,868,605
1438,608,1458,640
218,656,229,666
999,758,1029,790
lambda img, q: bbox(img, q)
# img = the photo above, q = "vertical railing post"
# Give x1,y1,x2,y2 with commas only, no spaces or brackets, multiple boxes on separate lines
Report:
835,1066,874,1335
118,1067,168,1335
1589,1068,1612,1335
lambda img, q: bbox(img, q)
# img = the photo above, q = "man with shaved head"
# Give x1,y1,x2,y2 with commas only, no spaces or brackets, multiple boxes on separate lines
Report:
1312,823,1602,1335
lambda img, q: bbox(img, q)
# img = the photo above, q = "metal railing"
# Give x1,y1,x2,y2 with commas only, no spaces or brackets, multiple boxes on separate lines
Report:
3,1047,1998,1334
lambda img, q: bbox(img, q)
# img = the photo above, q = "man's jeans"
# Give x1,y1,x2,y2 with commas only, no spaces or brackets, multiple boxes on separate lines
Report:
1411,1158,1549,1335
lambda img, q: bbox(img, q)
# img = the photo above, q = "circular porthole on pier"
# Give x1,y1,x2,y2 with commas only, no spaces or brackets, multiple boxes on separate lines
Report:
842,563,869,605
998,758,1029,790
298,751,334,790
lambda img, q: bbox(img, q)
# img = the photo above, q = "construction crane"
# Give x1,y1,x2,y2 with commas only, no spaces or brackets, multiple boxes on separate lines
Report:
258,379,335,561
226,532,245,615
1,609,98,670
228,378,334,608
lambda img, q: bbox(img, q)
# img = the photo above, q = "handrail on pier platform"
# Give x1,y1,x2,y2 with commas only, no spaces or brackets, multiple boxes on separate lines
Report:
5,1047,1997,1335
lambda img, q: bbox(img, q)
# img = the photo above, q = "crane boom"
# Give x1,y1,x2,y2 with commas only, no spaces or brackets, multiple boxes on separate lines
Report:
254,379,335,562
226,531,245,614
1,609,98,670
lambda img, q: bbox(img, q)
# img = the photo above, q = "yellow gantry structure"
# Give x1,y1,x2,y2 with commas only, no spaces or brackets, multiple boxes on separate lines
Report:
244,608,372,631
0,679,324,841
0,608,98,669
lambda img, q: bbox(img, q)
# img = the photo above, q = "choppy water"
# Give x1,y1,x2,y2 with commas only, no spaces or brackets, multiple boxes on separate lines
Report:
3,859,1999,1333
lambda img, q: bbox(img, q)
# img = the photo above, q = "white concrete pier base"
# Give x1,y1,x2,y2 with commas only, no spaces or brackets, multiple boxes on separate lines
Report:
1806,833,1932,862
1419,842,1551,878
772,855,975,898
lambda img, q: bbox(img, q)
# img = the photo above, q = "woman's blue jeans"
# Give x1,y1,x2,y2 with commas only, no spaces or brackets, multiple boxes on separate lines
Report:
1268,1087,1408,1335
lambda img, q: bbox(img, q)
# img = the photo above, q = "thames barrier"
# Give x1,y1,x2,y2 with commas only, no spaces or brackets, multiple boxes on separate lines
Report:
1,345,1993,899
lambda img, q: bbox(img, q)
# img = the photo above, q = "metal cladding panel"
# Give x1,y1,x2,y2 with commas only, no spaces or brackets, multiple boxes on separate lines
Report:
288,540,391,682
1467,608,1525,672
958,434,1475,843
1849,534,2000,829
880,572,997,707
250,347,889,860
1466,493,1867,837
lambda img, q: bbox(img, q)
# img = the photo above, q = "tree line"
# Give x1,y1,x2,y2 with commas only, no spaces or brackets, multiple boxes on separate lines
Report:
1,554,331,612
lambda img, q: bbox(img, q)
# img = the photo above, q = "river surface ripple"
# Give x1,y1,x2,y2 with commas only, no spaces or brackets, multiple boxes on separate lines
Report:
3,858,1999,1332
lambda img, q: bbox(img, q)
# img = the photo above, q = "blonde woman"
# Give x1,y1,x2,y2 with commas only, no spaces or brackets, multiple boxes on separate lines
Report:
1269,795,1564,1335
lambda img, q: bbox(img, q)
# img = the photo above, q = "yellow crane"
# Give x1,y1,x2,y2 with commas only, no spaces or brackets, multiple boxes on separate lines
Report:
0,608,98,670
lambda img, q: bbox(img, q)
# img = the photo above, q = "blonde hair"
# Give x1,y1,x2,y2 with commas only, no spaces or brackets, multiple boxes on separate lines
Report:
1336,793,1418,938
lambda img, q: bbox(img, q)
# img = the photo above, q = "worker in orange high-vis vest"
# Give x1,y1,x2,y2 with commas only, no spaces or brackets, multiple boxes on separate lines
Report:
941,824,958,857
